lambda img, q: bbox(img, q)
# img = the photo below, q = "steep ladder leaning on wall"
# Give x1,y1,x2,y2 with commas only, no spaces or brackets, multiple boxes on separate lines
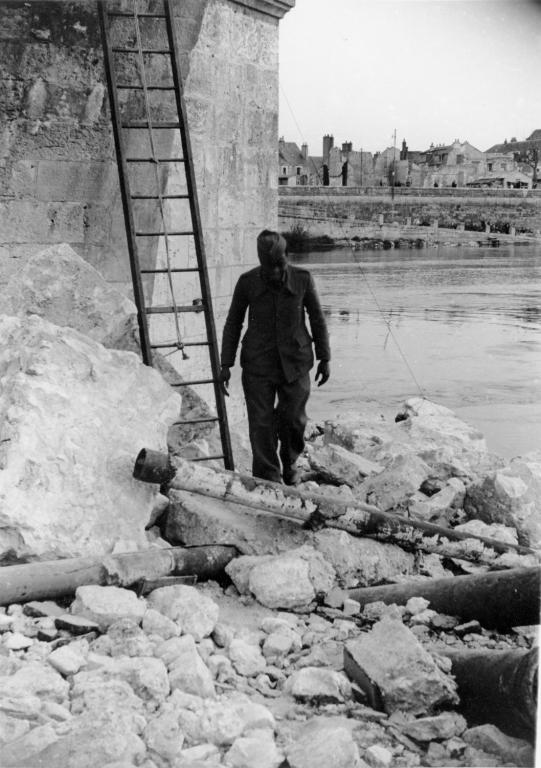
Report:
97,0,234,470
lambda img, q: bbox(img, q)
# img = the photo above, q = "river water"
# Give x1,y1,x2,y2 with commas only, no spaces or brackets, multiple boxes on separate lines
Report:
291,244,541,460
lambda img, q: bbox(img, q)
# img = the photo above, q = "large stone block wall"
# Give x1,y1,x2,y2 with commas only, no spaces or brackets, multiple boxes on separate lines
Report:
0,0,293,418
279,187,541,235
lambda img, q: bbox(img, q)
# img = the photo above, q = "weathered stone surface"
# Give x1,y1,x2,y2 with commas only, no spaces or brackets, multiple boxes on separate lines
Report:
462,724,534,766
464,452,541,546
106,617,155,657
363,744,393,768
307,442,383,486
4,631,33,650
47,644,87,677
71,586,146,632
142,608,181,640
228,637,267,677
363,453,432,511
344,617,458,715
224,728,283,768
227,546,335,610
311,529,415,587
0,723,59,767
171,690,275,747
408,477,466,523
0,711,31,745
147,585,219,641
0,243,137,347
285,667,352,703
165,635,216,698
144,709,185,763
453,519,518,545
401,711,467,741
0,661,69,703
23,600,65,618
262,630,299,661
285,717,364,768
0,314,180,560
165,489,307,555
55,614,101,635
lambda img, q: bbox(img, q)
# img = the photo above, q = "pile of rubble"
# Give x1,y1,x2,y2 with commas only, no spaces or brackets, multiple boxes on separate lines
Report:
0,244,539,767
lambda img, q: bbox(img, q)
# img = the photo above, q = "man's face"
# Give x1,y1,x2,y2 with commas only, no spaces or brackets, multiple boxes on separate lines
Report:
261,254,288,285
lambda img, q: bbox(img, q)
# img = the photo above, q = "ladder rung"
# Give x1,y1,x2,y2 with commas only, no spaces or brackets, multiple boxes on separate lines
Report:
141,267,199,274
190,455,225,462
150,341,210,349
136,231,194,237
170,378,216,387
113,47,171,54
108,12,167,18
131,194,189,200
173,417,220,426
127,158,184,163
117,84,174,91
121,121,180,129
145,305,204,315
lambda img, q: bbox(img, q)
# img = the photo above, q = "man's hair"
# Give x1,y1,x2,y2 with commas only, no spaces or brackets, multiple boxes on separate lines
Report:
257,230,287,266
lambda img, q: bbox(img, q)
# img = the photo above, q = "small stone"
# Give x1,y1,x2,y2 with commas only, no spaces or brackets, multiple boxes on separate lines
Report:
4,632,33,650
401,712,467,742
178,743,220,763
228,638,267,677
364,744,393,768
41,701,72,722
324,587,347,609
285,667,351,703
213,622,235,648
208,654,236,682
454,620,482,636
0,615,15,631
23,601,65,619
0,723,58,766
107,617,154,657
0,712,31,745
409,609,438,626
147,585,219,641
142,608,181,640
343,598,361,617
362,601,405,622
37,627,59,642
70,585,146,632
262,632,294,660
144,710,184,762
429,614,459,630
162,635,216,698
55,614,100,635
47,645,87,676
285,717,362,768
405,597,430,616
224,728,283,768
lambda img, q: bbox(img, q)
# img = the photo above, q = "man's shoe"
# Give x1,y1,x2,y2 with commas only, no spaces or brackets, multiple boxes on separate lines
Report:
283,468,301,486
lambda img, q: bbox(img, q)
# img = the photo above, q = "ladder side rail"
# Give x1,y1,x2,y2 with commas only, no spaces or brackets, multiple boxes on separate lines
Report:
163,0,235,470
98,1,153,365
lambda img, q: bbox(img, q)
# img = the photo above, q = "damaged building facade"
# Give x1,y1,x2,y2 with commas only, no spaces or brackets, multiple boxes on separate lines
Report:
0,0,294,414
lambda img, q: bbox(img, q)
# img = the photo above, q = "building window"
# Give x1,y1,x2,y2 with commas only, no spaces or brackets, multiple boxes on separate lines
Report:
282,167,287,174
296,166,301,175
487,162,493,172
456,155,464,165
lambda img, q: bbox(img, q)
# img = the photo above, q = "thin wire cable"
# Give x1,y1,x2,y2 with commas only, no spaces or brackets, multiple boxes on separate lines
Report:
345,237,428,400
132,1,188,359
279,83,323,184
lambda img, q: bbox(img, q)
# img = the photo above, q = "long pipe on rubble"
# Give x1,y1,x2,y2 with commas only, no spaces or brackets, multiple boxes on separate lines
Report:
134,449,538,567
347,566,541,629
0,545,237,606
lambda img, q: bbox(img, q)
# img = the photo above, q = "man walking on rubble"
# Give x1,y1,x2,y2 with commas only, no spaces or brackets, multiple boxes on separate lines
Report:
219,229,330,485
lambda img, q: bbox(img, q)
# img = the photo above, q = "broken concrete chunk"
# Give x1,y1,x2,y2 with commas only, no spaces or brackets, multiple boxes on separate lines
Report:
307,442,384,486
285,667,352,703
363,745,393,768
142,608,181,640
464,452,541,547
400,711,467,741
70,586,146,633
0,723,59,768
167,635,216,698
462,723,534,766
363,453,432,511
224,728,283,768
344,617,458,715
47,645,87,677
0,314,180,561
228,637,267,677
144,709,185,763
408,478,466,524
147,584,219,641
55,614,100,635
285,717,364,768
454,518,519,545
22,601,65,619
0,662,69,704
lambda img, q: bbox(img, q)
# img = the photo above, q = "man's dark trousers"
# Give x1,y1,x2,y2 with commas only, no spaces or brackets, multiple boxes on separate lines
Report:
242,369,310,483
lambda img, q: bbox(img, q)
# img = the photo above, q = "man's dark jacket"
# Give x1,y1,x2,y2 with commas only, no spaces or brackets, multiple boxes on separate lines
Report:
221,264,330,383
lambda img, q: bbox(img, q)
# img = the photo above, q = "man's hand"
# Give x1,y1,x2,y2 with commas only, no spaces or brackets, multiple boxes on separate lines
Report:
315,360,330,387
219,365,231,396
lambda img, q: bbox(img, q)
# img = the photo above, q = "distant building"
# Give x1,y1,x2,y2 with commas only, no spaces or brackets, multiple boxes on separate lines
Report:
486,130,541,187
278,138,310,186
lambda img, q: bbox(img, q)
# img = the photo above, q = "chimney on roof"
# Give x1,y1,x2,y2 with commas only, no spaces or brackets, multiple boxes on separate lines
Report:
323,134,334,165
301,142,308,160
342,141,352,153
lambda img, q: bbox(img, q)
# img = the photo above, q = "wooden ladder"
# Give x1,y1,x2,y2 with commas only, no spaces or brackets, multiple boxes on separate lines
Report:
98,0,234,470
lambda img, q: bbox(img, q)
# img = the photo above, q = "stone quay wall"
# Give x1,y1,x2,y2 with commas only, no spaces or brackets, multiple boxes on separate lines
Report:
279,186,541,239
0,0,293,416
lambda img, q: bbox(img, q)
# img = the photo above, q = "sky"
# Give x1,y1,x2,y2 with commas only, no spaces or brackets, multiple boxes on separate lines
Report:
278,0,541,156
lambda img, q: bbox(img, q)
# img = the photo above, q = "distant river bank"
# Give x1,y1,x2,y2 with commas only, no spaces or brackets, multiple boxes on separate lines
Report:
292,244,541,460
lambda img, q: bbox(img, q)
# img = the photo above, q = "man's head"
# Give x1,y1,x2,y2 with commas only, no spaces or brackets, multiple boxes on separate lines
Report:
257,230,288,285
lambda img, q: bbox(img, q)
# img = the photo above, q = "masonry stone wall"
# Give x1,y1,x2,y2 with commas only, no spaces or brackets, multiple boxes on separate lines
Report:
279,186,541,236
0,0,293,418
